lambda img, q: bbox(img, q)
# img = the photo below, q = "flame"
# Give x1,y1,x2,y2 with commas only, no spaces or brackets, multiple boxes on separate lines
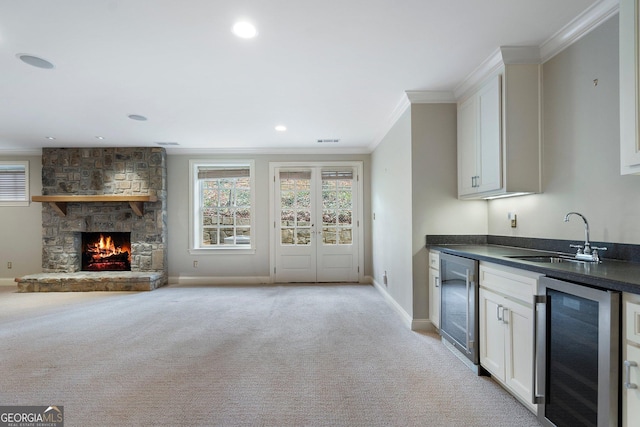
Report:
87,234,130,262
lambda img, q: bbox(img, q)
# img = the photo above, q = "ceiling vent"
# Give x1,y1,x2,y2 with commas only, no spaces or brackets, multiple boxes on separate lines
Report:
156,142,180,146
317,139,340,144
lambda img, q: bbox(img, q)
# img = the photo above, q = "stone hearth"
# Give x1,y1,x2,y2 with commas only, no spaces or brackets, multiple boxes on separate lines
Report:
16,147,168,292
16,272,164,292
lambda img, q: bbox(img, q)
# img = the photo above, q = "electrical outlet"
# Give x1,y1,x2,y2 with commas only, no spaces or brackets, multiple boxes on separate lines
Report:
193,260,198,268
7,262,12,269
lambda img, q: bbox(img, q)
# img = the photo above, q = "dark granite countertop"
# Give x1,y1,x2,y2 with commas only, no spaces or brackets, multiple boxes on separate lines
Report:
429,243,640,294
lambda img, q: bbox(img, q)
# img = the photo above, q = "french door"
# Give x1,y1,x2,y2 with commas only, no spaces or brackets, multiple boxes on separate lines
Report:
271,163,361,283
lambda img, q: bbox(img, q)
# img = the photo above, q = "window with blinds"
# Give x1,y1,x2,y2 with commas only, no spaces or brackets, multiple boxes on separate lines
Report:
190,161,254,251
0,161,29,206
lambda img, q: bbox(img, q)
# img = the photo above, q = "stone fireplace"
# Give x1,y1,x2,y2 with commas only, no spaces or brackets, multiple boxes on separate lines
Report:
15,147,168,292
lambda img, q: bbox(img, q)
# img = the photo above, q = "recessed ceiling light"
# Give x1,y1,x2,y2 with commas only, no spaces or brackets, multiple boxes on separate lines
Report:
275,125,287,132
45,136,56,140
95,136,105,140
17,54,54,69
156,142,180,146
232,21,257,39
128,114,148,121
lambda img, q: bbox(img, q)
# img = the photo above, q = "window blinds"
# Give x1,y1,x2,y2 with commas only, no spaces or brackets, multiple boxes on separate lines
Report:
0,165,27,201
198,168,250,180
278,170,353,180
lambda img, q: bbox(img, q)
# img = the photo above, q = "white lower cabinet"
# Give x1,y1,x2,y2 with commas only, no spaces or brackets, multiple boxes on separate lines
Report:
479,263,541,413
623,294,640,426
429,250,440,330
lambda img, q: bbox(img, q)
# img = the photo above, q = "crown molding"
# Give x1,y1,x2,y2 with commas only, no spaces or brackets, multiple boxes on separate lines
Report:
454,45,542,100
163,146,372,156
368,93,411,152
540,0,619,62
453,0,618,101
500,46,542,64
0,148,43,156
405,90,456,103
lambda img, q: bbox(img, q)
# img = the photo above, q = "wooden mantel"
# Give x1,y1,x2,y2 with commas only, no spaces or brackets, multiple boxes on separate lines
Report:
32,195,158,217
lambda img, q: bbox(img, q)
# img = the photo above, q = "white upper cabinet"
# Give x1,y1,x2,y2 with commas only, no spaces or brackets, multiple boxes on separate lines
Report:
620,0,640,175
456,48,542,199
458,75,502,196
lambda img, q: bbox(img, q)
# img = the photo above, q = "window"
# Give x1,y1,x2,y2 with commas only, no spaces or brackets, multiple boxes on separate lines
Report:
0,161,29,206
190,160,255,252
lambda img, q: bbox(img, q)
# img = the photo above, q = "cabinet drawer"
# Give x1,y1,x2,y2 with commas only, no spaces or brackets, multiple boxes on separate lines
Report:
626,301,640,345
429,251,440,270
480,262,542,305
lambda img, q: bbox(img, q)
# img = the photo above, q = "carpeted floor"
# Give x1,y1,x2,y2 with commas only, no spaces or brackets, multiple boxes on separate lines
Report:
0,284,541,426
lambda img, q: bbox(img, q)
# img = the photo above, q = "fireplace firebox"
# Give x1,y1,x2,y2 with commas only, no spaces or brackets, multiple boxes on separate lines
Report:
82,232,131,271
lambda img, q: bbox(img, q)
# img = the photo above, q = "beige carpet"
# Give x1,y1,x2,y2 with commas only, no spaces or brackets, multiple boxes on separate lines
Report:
0,284,541,426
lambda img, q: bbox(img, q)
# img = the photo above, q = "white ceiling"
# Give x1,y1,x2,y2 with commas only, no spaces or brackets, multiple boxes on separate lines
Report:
0,0,611,154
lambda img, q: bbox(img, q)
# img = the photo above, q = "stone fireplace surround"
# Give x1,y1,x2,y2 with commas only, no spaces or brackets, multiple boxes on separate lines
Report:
15,147,168,292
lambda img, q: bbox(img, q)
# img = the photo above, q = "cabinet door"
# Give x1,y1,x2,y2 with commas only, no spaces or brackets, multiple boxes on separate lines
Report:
458,95,478,196
429,267,440,329
479,288,505,381
620,0,640,174
505,300,535,411
477,75,502,193
625,344,640,426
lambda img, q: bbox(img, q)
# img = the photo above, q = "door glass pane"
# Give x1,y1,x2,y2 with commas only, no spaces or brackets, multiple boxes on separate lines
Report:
296,229,311,245
280,171,311,246
546,289,599,427
339,228,352,244
321,170,353,245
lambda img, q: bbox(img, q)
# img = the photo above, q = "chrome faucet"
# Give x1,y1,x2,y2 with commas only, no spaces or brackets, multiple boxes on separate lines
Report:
564,212,606,262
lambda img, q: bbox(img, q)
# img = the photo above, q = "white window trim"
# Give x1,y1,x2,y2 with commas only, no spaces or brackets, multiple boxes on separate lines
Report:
189,159,256,255
0,160,30,207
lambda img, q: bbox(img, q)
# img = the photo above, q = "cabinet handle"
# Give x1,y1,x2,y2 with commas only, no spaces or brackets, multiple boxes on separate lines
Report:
625,360,638,389
502,307,508,324
435,277,439,287
496,305,503,321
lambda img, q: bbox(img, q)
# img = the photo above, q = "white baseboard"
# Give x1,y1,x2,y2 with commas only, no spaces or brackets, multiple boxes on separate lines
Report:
0,278,17,287
172,275,374,287
411,318,436,332
372,279,437,332
170,275,271,286
372,279,413,329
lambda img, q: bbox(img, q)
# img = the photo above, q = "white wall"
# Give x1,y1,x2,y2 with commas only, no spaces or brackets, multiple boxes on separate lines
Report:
0,155,42,282
370,103,488,322
167,153,372,283
488,16,637,245
371,109,414,316
0,152,371,284
410,104,487,319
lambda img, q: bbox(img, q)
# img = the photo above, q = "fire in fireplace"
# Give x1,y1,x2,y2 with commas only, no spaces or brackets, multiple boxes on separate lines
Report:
82,232,131,271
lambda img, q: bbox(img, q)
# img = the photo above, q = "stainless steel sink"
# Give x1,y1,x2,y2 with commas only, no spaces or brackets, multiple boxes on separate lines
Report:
506,255,592,264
